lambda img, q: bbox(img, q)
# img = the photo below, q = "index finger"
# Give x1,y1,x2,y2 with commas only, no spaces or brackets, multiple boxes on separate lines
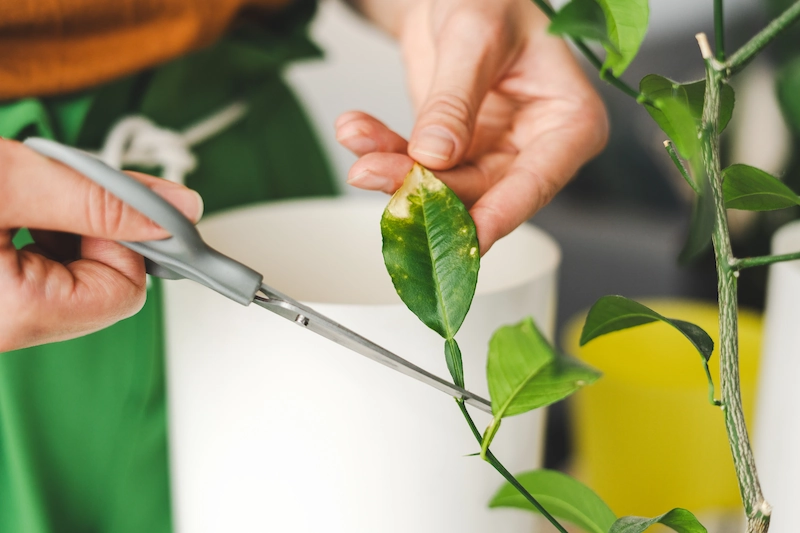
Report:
0,139,203,240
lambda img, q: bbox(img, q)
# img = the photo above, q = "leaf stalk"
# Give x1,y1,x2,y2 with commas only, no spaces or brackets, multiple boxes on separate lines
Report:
457,401,569,533
733,251,800,270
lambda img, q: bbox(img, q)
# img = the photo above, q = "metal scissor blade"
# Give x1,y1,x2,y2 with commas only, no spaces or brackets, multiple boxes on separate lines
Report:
253,284,493,414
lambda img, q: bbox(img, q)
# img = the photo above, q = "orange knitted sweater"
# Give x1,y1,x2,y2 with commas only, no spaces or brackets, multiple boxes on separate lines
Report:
0,0,293,100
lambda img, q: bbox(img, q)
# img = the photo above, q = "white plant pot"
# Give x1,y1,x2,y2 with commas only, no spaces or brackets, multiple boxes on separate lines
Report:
755,219,800,532
163,197,560,533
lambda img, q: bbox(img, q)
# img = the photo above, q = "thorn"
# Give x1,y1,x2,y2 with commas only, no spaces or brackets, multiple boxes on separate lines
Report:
663,140,671,148
695,33,713,60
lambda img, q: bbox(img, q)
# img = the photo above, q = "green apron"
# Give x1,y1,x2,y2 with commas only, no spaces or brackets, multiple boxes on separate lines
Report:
0,2,336,531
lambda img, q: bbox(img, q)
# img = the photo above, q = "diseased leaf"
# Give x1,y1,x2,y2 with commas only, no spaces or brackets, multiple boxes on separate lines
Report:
723,164,800,211
596,0,649,76
381,164,480,387
549,0,615,49
580,296,713,360
490,469,617,533
609,508,707,533
381,163,480,340
488,317,600,419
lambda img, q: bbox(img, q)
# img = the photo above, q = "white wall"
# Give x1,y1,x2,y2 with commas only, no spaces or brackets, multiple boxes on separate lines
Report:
286,0,414,195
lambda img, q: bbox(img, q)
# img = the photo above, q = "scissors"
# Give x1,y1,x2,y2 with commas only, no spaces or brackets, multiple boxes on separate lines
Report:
25,137,492,414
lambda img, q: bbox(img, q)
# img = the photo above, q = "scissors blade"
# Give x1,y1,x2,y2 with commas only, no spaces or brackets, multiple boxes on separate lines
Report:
253,284,492,414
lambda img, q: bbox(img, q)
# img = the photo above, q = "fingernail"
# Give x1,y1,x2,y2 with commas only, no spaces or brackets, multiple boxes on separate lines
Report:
152,182,205,223
411,127,455,161
347,170,394,193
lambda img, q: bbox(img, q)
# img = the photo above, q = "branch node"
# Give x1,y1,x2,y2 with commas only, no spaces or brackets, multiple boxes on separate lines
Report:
757,499,773,516
695,33,714,59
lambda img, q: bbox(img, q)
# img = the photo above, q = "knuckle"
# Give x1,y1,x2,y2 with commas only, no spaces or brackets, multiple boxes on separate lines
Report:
564,93,610,156
513,164,559,211
422,90,474,131
85,183,131,237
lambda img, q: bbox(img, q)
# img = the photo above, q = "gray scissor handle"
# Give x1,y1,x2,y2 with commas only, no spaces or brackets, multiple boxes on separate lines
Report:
25,137,263,306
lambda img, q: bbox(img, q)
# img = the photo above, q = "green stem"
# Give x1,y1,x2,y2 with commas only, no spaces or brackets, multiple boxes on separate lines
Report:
700,54,771,533
664,141,700,194
714,0,725,60
725,0,800,75
457,401,568,533
528,0,644,101
734,251,800,270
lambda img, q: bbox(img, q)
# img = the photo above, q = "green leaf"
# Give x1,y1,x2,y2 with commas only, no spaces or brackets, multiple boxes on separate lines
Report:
596,0,649,76
678,175,715,265
580,296,713,360
683,80,736,133
609,508,707,533
723,164,800,211
580,296,719,405
488,317,601,419
640,76,700,159
640,75,735,135
778,58,800,133
549,0,615,49
381,163,480,341
489,469,617,533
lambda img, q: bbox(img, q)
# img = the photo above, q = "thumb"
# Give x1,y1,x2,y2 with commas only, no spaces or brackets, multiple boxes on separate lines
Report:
408,9,509,169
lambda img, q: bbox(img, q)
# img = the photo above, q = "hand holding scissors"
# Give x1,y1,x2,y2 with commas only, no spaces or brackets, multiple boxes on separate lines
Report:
20,138,492,413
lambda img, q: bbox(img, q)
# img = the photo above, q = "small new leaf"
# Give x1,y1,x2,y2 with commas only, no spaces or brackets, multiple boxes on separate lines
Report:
482,318,600,452
381,163,480,340
609,508,707,533
580,296,714,360
596,0,649,76
549,0,616,50
489,317,600,418
723,164,800,211
489,469,617,533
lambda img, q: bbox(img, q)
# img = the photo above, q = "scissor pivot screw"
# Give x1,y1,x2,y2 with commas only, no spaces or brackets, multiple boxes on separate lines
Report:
295,314,309,327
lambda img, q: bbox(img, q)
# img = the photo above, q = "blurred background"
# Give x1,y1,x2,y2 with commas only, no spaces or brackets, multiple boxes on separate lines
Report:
284,0,800,525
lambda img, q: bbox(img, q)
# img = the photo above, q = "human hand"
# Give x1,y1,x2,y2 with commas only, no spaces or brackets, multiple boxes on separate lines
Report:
0,139,204,351
336,0,608,253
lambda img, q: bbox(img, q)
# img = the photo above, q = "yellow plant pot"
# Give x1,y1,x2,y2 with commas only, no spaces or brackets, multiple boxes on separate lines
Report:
562,300,761,521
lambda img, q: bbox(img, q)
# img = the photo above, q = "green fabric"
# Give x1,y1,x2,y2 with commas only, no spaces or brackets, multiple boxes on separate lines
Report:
0,2,336,532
